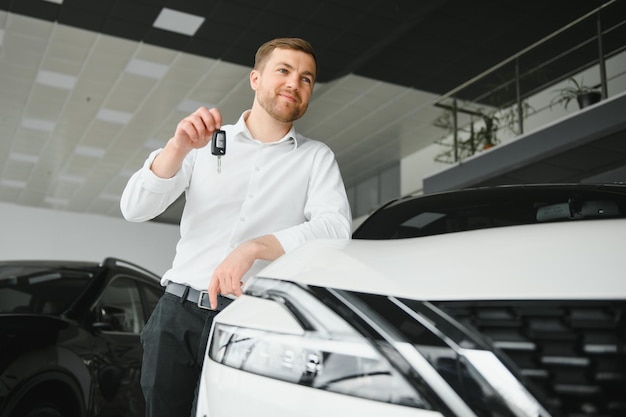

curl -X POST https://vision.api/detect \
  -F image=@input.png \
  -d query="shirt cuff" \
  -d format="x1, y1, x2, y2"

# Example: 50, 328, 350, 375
138, 149, 178, 192
272, 229, 302, 254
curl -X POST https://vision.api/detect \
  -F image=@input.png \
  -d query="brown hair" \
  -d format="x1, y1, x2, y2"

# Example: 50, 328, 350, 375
254, 38, 317, 77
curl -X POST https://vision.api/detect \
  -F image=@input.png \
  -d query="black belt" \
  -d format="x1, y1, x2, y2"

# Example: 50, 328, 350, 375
165, 282, 233, 311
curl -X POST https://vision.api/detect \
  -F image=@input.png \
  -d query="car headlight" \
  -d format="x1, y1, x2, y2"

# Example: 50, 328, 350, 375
211, 324, 389, 389
207, 281, 427, 408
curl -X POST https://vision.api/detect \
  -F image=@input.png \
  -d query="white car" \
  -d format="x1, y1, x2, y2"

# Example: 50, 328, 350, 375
196, 184, 626, 417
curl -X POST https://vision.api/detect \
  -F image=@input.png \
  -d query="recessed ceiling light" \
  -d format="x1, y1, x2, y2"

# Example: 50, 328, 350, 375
59, 174, 85, 183
75, 145, 106, 158
144, 138, 166, 149
96, 108, 133, 125
44, 196, 69, 206
119, 168, 138, 177
1, 179, 27, 189
21, 117, 56, 132
125, 58, 169, 79
153, 8, 205, 36
36, 70, 76, 90
177, 99, 214, 114
99, 193, 120, 201
9, 152, 39, 163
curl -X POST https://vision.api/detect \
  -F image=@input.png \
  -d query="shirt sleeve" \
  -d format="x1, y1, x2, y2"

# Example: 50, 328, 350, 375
120, 149, 193, 222
273, 144, 352, 253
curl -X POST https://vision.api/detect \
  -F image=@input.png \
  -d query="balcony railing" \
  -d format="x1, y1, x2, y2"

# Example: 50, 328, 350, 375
432, 0, 626, 164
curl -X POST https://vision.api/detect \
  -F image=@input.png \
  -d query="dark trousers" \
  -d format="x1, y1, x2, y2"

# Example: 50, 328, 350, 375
140, 292, 229, 417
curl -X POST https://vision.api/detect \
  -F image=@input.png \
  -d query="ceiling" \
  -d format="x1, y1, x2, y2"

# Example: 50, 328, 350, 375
0, 0, 623, 224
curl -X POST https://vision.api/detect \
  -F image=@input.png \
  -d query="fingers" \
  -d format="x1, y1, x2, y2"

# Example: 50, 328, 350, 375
208, 273, 243, 310
175, 106, 222, 147
208, 242, 255, 308
208, 278, 220, 310
216, 274, 243, 298
207, 107, 222, 130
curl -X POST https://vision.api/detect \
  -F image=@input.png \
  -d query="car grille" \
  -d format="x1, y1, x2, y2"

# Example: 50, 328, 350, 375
435, 300, 626, 417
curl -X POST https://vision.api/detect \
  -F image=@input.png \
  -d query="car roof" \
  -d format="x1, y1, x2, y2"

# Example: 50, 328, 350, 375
259, 218, 626, 301
0, 260, 100, 268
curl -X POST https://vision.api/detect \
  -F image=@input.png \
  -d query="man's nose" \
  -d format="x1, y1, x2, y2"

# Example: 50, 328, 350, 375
285, 74, 300, 90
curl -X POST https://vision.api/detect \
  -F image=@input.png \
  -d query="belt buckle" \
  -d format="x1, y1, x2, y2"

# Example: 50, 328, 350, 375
197, 291, 212, 310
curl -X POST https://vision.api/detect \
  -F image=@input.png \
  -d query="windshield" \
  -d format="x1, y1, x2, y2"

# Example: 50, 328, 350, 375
353, 185, 626, 240
0, 265, 93, 315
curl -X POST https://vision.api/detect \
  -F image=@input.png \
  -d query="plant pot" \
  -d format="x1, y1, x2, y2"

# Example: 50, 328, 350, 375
576, 91, 602, 109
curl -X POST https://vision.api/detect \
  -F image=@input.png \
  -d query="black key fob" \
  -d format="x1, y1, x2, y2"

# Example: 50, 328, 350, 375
211, 130, 226, 156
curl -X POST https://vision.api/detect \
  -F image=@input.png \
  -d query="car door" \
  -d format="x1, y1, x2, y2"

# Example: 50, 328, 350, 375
88, 275, 157, 417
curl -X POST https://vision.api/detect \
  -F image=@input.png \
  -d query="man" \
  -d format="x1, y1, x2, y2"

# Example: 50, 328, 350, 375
120, 37, 352, 417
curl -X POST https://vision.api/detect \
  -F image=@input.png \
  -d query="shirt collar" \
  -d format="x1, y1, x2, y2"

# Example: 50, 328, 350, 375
232, 110, 298, 149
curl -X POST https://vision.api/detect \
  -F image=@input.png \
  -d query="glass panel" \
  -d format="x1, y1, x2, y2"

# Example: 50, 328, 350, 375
96, 277, 144, 333
141, 283, 164, 319
0, 266, 92, 314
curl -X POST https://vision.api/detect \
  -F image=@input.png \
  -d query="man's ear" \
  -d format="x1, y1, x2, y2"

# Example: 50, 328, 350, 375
249, 69, 260, 91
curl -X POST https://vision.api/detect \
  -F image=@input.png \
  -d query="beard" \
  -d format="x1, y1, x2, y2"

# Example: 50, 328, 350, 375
256, 89, 308, 123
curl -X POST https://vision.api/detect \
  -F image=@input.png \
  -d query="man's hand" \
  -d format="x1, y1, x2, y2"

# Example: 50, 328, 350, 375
207, 235, 284, 309
173, 106, 223, 152
151, 106, 222, 179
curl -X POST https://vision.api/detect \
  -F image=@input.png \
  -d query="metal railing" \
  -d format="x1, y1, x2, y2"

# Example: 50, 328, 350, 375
432, 0, 625, 164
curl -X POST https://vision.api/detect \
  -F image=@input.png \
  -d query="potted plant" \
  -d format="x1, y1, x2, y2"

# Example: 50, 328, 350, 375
433, 109, 500, 164
474, 112, 500, 150
551, 77, 602, 110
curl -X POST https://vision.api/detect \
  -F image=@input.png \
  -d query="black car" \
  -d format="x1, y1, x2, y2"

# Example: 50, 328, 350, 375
0, 257, 164, 417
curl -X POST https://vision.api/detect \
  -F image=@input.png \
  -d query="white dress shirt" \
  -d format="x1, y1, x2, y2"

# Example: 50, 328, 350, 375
120, 111, 352, 290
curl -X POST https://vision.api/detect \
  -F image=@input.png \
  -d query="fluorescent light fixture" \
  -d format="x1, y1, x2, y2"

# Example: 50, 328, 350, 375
1, 179, 27, 189
21, 117, 56, 132
9, 152, 39, 163
144, 138, 166, 149
153, 8, 205, 36
99, 192, 121, 201
125, 58, 169, 79
177, 99, 214, 114
36, 70, 76, 90
44, 196, 69, 206
59, 174, 85, 183
42, 0, 63, 4
75, 145, 106, 158
0, 29, 4, 47
119, 168, 137, 177
96, 108, 133, 124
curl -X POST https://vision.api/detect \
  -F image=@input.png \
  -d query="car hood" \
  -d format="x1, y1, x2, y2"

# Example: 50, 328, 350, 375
257, 219, 626, 301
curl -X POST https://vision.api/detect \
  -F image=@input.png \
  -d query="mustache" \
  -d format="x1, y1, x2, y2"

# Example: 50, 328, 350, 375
278, 90, 300, 101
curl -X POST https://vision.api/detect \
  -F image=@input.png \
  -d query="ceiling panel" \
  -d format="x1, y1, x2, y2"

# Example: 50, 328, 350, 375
0, 0, 624, 224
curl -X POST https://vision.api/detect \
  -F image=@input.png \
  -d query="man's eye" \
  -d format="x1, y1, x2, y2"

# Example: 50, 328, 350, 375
278, 68, 288, 74
302, 77, 312, 85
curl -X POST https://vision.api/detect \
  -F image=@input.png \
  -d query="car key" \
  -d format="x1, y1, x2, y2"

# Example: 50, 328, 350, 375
211, 130, 226, 173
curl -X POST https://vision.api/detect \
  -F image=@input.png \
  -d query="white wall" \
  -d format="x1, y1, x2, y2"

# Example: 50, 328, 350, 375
0, 202, 179, 276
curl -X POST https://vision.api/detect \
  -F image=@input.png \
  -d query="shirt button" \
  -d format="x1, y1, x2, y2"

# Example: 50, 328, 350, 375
240, 217, 245, 222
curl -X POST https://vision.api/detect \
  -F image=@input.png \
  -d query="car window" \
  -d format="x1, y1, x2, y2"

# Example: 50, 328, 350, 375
141, 282, 164, 318
95, 276, 145, 333
0, 267, 92, 314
